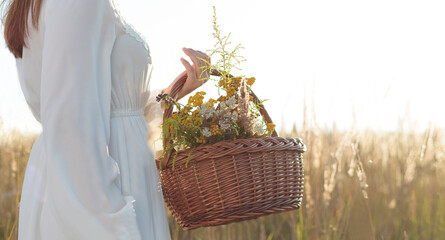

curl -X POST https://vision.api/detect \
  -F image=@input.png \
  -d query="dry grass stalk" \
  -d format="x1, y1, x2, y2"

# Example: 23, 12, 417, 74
1, 116, 444, 239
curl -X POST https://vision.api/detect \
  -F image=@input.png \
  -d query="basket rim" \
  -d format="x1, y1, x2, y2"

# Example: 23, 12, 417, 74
155, 136, 306, 170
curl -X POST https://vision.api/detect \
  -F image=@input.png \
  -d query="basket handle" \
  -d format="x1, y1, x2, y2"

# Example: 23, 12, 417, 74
158, 69, 278, 169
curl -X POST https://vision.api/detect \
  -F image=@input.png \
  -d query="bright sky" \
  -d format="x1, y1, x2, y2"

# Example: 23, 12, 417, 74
1, 0, 444, 134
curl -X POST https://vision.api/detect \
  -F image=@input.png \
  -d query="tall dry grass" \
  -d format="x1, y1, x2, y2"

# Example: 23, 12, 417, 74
1, 114, 444, 239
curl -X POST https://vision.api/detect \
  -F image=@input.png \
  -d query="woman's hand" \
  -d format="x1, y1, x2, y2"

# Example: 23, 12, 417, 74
162, 47, 211, 105
179, 47, 211, 98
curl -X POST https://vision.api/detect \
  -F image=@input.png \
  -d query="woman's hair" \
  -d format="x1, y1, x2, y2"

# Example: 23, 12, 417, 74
1, 0, 43, 58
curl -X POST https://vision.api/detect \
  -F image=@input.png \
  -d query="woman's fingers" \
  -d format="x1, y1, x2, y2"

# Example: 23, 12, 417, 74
184, 48, 210, 68
180, 57, 196, 80
182, 47, 211, 83
182, 48, 202, 69
195, 51, 210, 81
196, 50, 210, 65
197, 50, 210, 63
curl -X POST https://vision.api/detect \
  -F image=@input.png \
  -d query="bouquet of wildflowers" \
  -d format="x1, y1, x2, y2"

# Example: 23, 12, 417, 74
156, 7, 276, 169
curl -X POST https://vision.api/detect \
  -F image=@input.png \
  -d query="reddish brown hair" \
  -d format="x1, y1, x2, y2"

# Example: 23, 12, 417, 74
1, 0, 43, 58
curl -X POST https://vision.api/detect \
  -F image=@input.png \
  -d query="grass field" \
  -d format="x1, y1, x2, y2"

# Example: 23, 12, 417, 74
1, 118, 444, 239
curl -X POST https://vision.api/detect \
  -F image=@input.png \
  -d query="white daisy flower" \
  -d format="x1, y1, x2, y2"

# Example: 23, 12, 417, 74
226, 95, 237, 109
231, 111, 238, 122
199, 103, 215, 119
202, 127, 211, 137
253, 124, 265, 135
223, 112, 231, 121
220, 122, 231, 130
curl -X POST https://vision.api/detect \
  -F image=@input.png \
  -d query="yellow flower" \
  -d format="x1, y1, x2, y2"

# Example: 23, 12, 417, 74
266, 123, 276, 131
219, 78, 229, 87
187, 96, 195, 105
226, 86, 236, 97
210, 124, 221, 135
233, 77, 242, 89
187, 91, 206, 107
217, 95, 226, 102
246, 77, 256, 86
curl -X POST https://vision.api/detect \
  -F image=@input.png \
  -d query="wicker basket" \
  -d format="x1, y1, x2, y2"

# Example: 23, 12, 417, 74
155, 70, 306, 230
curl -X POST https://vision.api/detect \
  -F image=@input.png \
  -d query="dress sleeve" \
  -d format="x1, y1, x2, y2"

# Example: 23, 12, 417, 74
39, 0, 141, 239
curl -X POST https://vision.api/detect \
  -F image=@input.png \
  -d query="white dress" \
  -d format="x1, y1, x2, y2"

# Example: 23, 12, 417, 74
15, 0, 171, 239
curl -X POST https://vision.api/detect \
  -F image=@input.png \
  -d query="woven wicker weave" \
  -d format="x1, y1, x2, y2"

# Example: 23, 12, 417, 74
155, 70, 306, 230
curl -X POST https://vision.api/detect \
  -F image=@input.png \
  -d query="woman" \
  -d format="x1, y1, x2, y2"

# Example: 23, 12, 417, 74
1, 0, 210, 239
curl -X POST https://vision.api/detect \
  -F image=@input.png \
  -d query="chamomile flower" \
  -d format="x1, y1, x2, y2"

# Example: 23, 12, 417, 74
220, 122, 231, 130
253, 124, 265, 135
231, 111, 238, 122
199, 102, 215, 119
226, 95, 237, 109
202, 127, 211, 137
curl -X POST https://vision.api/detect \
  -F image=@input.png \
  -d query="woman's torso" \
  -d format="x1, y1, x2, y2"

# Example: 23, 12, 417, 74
17, 0, 154, 123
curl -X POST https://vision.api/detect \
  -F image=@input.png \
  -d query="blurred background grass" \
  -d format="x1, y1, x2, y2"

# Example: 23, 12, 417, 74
1, 113, 444, 239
